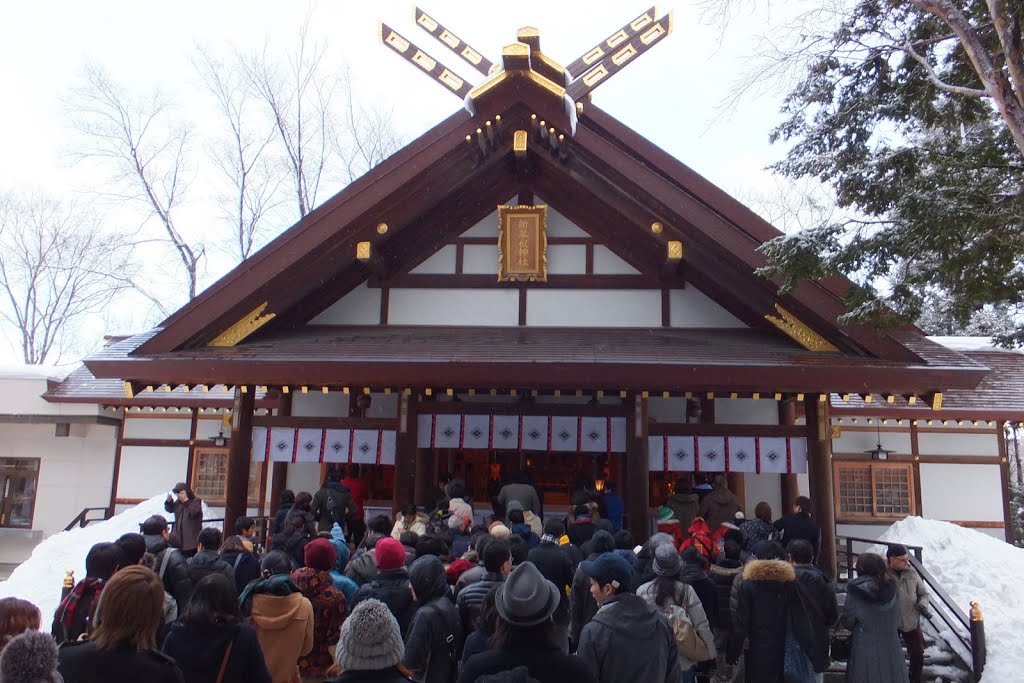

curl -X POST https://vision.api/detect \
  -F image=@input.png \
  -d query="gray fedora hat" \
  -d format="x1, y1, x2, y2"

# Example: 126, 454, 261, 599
495, 561, 561, 627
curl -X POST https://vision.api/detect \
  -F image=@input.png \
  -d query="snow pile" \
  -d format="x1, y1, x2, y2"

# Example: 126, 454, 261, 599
0, 493, 211, 623
876, 517, 1024, 682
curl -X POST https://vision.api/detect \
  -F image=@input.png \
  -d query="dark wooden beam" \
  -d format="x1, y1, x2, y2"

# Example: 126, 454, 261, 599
108, 414, 127, 514
805, 395, 837, 580
225, 387, 255, 534
625, 394, 650, 542
997, 426, 1013, 543
779, 399, 800, 514
269, 392, 292, 520
393, 392, 418, 513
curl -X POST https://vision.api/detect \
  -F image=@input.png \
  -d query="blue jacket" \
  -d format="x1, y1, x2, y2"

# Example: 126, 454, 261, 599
328, 523, 358, 605
603, 492, 625, 531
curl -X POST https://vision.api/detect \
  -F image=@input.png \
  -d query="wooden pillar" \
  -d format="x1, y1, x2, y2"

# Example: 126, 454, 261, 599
107, 411, 127, 515
269, 392, 293, 518
414, 448, 435, 509
778, 400, 800, 514
804, 394, 837, 580
394, 392, 419, 513
625, 394, 651, 542
997, 425, 1014, 543
185, 409, 199, 489
909, 422, 923, 516
225, 387, 255, 534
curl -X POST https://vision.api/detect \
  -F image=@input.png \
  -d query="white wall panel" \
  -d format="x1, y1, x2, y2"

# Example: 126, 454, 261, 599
527, 290, 661, 327
669, 287, 746, 328
118, 446, 189, 500
917, 431, 999, 456
919, 463, 1003, 521
714, 399, 780, 425
410, 245, 457, 274
832, 429, 912, 455
648, 397, 686, 424
286, 463, 323, 496
389, 289, 518, 326
534, 199, 589, 237
743, 474, 782, 520
123, 417, 191, 439
592, 245, 640, 274
462, 244, 498, 274
548, 245, 587, 274
311, 283, 381, 325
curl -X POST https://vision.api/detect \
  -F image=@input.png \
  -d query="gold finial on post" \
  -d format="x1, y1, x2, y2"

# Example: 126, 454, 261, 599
61, 569, 75, 599
971, 600, 984, 622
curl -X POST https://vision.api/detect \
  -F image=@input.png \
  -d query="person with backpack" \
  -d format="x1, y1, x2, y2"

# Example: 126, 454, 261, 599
790, 539, 839, 682
350, 538, 415, 635
402, 555, 463, 683
576, 553, 682, 683
142, 515, 193, 612
219, 535, 262, 597
312, 470, 358, 534
636, 544, 716, 683
187, 528, 234, 587
242, 551, 314, 683
52, 542, 122, 645
161, 574, 272, 683
273, 492, 317, 567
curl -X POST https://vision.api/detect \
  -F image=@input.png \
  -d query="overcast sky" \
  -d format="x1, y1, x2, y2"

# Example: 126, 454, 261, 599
0, 0, 807, 364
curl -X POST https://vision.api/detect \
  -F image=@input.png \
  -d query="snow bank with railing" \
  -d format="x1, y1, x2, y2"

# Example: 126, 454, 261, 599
0, 493, 210, 624
876, 516, 1024, 682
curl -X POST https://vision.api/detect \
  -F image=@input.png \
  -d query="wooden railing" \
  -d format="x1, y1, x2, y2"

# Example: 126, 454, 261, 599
837, 535, 986, 681
63, 507, 113, 531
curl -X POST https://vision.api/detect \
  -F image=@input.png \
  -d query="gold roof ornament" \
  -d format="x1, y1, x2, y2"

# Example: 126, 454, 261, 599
764, 304, 839, 353
207, 302, 276, 348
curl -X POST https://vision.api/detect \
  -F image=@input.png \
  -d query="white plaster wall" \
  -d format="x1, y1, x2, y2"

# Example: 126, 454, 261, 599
366, 393, 399, 419
286, 463, 323, 496
311, 283, 381, 325
535, 200, 589, 237
388, 289, 518, 326
919, 463, 1004, 521
669, 288, 747, 328
0, 423, 117, 536
462, 244, 497, 274
648, 397, 687, 424
292, 393, 350, 417
917, 431, 999, 456
410, 245, 457, 274
832, 429, 913, 455
548, 245, 587, 274
123, 416, 191, 439
797, 473, 809, 497
836, 523, 890, 541
714, 399, 780, 425
527, 290, 661, 327
743, 474, 782, 519
0, 376, 105, 418
118, 446, 188, 500
593, 246, 640, 275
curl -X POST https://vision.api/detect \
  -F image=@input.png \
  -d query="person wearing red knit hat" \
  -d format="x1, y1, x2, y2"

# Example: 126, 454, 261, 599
349, 538, 416, 636
291, 538, 346, 680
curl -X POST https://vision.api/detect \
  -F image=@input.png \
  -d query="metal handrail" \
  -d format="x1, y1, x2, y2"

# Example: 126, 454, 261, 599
63, 507, 113, 532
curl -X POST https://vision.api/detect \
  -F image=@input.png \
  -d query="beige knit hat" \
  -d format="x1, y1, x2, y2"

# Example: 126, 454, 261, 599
335, 599, 404, 671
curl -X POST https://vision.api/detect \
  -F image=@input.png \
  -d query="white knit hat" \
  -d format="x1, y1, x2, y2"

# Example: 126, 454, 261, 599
335, 599, 404, 671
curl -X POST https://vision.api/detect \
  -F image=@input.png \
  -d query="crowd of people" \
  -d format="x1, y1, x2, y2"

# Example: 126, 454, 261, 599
0, 468, 931, 683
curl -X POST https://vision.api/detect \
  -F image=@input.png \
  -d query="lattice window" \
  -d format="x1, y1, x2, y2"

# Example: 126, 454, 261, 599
835, 462, 914, 519
191, 449, 261, 505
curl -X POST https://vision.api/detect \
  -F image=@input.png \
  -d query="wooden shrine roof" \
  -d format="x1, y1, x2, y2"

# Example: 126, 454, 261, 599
83, 325, 987, 395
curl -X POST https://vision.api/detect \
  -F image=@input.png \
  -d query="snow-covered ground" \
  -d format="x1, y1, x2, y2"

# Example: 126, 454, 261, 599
877, 517, 1024, 682
0, 493, 211, 624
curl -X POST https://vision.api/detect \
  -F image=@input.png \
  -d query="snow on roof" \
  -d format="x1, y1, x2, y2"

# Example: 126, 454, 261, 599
877, 517, 1024, 681
928, 336, 1023, 353
0, 364, 76, 382
0, 493, 212, 625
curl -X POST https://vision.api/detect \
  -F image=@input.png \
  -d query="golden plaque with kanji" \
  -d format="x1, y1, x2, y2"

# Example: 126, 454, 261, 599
497, 204, 547, 282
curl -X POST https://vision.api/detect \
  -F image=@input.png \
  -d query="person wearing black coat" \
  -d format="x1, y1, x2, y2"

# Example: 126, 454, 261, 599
526, 521, 574, 648
789, 540, 839, 675
457, 539, 510, 634
565, 506, 597, 547
272, 490, 294, 536
680, 546, 719, 629
272, 493, 317, 567
729, 542, 814, 683
403, 556, 464, 683
773, 496, 821, 561
187, 528, 234, 587
161, 574, 271, 683
218, 535, 262, 597
311, 470, 358, 533
165, 483, 204, 556
142, 515, 193, 611
350, 538, 416, 635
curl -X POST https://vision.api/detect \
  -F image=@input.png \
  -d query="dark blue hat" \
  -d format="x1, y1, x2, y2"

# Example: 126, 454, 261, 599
580, 552, 634, 590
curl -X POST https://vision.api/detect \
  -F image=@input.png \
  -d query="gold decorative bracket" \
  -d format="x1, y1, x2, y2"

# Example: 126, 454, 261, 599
931, 392, 943, 411
414, 7, 494, 75
208, 302, 276, 348
379, 22, 472, 98
764, 304, 839, 353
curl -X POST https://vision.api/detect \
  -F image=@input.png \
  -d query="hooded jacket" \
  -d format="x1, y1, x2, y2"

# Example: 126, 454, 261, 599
162, 621, 271, 683
456, 571, 504, 634
272, 509, 317, 566
576, 593, 682, 683
679, 518, 716, 570
457, 631, 596, 683
709, 561, 744, 629
291, 568, 347, 680
219, 548, 262, 597
665, 491, 700, 531
730, 559, 813, 683
893, 566, 930, 632
328, 524, 359, 604
773, 512, 821, 560
187, 549, 235, 586
250, 591, 315, 683
145, 534, 193, 610
841, 575, 905, 683
679, 559, 719, 629
791, 564, 839, 674
636, 579, 717, 671
351, 568, 415, 636
404, 557, 463, 683
312, 481, 358, 533
697, 488, 741, 533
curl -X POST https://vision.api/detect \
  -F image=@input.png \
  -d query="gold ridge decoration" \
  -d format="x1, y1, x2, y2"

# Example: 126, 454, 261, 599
764, 304, 839, 353
497, 204, 548, 283
208, 302, 276, 348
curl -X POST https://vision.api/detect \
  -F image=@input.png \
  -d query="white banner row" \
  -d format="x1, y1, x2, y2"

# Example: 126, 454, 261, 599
648, 435, 808, 473
252, 427, 396, 465
417, 414, 628, 453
